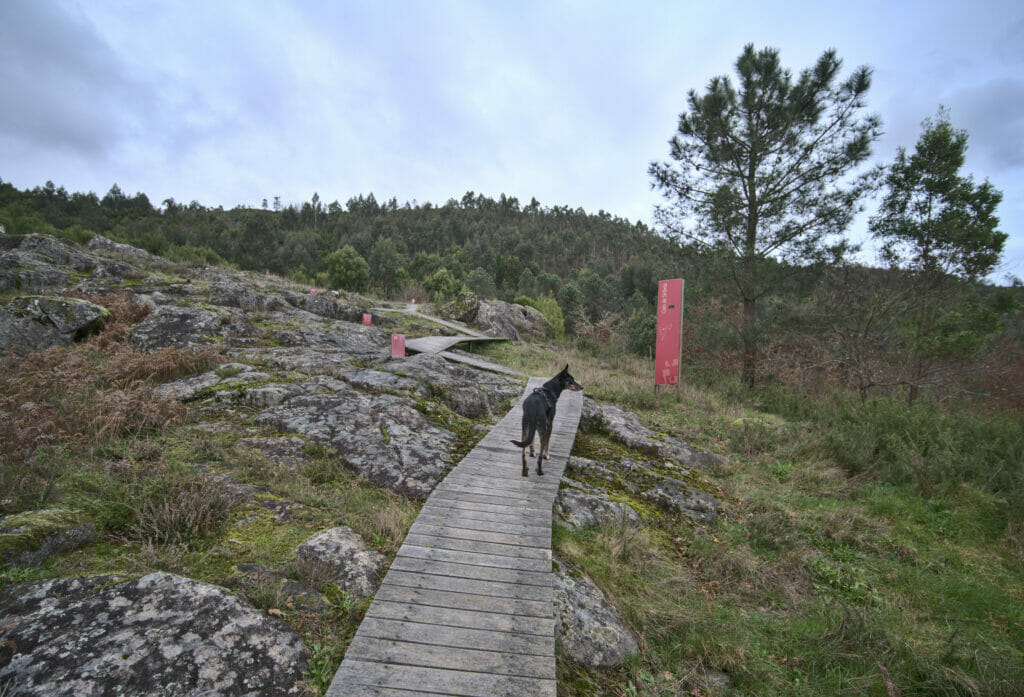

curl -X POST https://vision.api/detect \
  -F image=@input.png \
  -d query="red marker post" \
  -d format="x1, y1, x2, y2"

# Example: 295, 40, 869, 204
391, 333, 406, 359
362, 313, 372, 326
654, 278, 684, 401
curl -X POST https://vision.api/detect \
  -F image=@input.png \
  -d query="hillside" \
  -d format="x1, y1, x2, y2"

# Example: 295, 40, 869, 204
2, 233, 1021, 696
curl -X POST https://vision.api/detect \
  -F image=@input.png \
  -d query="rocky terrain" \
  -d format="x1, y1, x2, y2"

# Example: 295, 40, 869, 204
0, 233, 724, 695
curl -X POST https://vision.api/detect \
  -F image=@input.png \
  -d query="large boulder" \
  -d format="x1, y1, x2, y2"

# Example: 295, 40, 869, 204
0, 296, 109, 354
582, 397, 725, 469
87, 235, 171, 265
439, 292, 481, 324
280, 290, 366, 323
294, 527, 387, 598
552, 557, 640, 668
0, 572, 308, 697
376, 352, 522, 418
131, 305, 255, 350
256, 378, 458, 499
474, 300, 550, 340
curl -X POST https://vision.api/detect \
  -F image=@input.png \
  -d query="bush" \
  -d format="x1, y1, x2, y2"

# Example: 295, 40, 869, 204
515, 294, 564, 338
325, 245, 369, 292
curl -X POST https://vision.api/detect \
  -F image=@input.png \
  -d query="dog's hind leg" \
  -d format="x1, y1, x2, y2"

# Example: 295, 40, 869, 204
536, 424, 550, 476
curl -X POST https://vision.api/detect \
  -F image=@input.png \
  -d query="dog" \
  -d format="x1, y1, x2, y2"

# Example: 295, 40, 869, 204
510, 365, 583, 477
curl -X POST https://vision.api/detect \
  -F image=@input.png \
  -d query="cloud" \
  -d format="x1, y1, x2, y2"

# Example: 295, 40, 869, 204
0, 2, 150, 156
945, 79, 1024, 172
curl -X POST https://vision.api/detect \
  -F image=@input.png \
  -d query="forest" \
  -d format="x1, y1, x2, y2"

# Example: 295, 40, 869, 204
1, 169, 1020, 411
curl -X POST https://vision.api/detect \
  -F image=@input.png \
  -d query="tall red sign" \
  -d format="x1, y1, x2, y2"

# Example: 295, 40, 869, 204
655, 279, 683, 386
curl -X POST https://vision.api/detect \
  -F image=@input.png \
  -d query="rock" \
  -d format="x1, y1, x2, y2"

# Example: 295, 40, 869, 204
582, 397, 725, 469
555, 485, 643, 529
278, 579, 329, 611
155, 363, 269, 401
552, 557, 640, 668
256, 379, 458, 499
343, 368, 427, 398
255, 309, 389, 355
237, 347, 361, 378
565, 456, 720, 524
686, 668, 733, 693
0, 572, 308, 697
294, 527, 386, 598
0, 306, 63, 354
474, 300, 550, 340
439, 292, 481, 324
280, 290, 365, 323
210, 281, 289, 313
0, 509, 96, 567
131, 304, 224, 350
643, 475, 719, 523
0, 296, 109, 354
8, 296, 110, 338
377, 353, 522, 419
87, 235, 171, 265
236, 437, 312, 472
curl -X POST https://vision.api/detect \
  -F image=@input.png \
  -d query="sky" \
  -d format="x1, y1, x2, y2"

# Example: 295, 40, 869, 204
1, 0, 1022, 281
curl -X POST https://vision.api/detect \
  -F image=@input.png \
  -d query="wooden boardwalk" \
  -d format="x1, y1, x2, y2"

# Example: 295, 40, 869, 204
404, 335, 506, 355
326, 378, 583, 697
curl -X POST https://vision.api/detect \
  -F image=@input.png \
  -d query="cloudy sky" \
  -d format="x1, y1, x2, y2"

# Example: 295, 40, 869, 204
2, 1, 1022, 279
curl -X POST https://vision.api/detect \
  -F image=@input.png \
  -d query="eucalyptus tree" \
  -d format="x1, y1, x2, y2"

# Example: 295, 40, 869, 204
650, 44, 881, 386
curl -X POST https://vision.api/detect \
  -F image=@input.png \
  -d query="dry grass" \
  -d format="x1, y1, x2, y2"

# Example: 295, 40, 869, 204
0, 293, 220, 512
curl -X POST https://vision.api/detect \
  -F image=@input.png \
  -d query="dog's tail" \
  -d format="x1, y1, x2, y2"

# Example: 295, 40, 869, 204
510, 424, 537, 448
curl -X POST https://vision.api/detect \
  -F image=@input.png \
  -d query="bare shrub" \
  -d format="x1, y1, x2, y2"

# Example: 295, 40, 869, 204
130, 475, 234, 545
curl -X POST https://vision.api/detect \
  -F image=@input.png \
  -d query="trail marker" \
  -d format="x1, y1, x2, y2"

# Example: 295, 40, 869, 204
654, 278, 684, 401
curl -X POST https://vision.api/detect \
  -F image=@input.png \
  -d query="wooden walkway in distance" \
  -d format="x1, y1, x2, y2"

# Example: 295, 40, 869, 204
326, 378, 583, 697
404, 335, 505, 355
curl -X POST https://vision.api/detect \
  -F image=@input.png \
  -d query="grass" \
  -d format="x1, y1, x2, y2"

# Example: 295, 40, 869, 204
479, 338, 1024, 697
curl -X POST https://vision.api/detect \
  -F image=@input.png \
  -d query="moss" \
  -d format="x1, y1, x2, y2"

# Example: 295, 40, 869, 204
0, 508, 91, 560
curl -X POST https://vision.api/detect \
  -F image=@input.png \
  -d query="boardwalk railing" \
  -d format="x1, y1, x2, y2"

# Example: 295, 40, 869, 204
327, 377, 583, 697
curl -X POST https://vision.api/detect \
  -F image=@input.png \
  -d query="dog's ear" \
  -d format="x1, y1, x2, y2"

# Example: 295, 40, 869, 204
561, 364, 569, 373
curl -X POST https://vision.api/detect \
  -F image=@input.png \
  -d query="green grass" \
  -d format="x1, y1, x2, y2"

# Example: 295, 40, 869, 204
481, 338, 1024, 697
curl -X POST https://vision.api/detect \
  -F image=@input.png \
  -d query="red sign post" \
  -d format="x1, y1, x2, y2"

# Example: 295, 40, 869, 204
391, 334, 406, 359
654, 279, 684, 400
362, 313, 372, 326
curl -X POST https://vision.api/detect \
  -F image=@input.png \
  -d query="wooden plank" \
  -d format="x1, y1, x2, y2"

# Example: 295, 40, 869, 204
382, 569, 551, 602
428, 489, 550, 512
366, 600, 553, 636
354, 616, 554, 656
409, 522, 548, 548
415, 503, 552, 528
388, 556, 552, 587
327, 660, 556, 697
397, 544, 551, 572
344, 636, 555, 678
402, 533, 551, 561
373, 584, 553, 618
418, 501, 550, 525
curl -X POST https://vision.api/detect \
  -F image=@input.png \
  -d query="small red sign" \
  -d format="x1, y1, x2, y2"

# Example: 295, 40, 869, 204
362, 313, 372, 326
655, 279, 683, 385
391, 334, 406, 358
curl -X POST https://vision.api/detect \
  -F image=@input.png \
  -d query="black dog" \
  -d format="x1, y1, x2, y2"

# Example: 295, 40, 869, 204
510, 365, 583, 477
